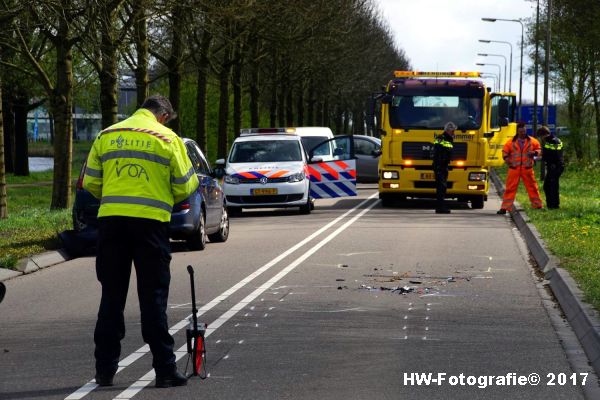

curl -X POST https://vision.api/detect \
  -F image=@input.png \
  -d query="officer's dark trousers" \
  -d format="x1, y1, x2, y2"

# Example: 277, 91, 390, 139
543, 163, 563, 208
94, 216, 175, 377
434, 164, 449, 210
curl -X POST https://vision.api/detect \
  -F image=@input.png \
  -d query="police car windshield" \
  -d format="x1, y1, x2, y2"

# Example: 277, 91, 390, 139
388, 84, 484, 130
229, 140, 303, 163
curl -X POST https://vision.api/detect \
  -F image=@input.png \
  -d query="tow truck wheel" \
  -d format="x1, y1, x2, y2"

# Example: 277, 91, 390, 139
380, 195, 393, 207
471, 195, 485, 209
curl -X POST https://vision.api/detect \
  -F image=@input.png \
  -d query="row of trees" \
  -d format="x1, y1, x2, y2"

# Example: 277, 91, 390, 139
527, 0, 600, 161
0, 0, 410, 215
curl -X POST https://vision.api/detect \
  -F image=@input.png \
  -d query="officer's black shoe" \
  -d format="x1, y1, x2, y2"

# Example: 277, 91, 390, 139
155, 370, 188, 388
95, 373, 114, 387
496, 209, 507, 215
435, 209, 451, 214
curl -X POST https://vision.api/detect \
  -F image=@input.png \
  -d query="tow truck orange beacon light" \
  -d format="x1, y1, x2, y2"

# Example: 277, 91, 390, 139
456, 160, 465, 167
394, 71, 482, 78
404, 160, 413, 166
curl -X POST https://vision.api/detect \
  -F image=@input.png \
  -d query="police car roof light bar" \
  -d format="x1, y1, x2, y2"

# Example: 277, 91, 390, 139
239, 127, 297, 136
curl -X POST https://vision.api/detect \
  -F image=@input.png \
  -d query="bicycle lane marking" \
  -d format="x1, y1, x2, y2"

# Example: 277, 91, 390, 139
65, 193, 378, 400
113, 194, 380, 399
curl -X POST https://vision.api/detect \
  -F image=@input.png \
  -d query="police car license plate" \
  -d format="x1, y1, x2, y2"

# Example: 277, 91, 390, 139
252, 188, 278, 195
420, 173, 435, 180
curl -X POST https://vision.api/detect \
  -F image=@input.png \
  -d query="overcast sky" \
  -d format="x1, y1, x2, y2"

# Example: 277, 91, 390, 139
375, 0, 547, 103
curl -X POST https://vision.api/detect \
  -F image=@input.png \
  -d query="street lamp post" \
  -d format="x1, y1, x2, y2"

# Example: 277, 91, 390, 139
478, 53, 507, 91
476, 63, 502, 91
482, 17, 525, 118
479, 39, 513, 92
480, 73, 499, 91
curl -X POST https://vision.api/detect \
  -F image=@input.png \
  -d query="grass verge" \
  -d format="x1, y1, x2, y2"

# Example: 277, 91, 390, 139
1, 141, 91, 269
495, 162, 600, 311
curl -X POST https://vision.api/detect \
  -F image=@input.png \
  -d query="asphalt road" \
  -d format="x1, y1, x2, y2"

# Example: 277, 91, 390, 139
1, 185, 597, 400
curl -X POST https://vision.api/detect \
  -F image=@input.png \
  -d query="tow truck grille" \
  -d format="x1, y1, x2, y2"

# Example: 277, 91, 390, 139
402, 142, 468, 160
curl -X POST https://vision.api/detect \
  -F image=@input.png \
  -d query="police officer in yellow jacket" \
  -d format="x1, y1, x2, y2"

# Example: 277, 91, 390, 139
83, 95, 198, 388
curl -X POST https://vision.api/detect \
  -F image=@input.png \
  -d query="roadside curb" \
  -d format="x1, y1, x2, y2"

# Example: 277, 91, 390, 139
0, 250, 71, 282
490, 168, 600, 378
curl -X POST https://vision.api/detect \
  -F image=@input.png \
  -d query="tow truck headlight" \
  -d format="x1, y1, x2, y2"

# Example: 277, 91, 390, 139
288, 171, 305, 182
382, 170, 399, 179
469, 172, 487, 182
224, 175, 240, 184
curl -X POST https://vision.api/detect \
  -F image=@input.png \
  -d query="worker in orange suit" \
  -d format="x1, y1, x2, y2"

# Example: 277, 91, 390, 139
497, 121, 543, 214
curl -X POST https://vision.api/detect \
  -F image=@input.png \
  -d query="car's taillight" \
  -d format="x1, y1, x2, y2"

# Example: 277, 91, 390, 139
174, 202, 191, 212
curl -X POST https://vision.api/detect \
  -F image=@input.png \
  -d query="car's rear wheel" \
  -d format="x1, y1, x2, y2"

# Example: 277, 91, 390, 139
208, 206, 229, 243
187, 211, 207, 251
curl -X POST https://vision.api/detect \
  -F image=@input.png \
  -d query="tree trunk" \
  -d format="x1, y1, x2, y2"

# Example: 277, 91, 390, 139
2, 91, 14, 173
249, 38, 260, 127
353, 107, 364, 135
13, 93, 29, 176
133, 0, 149, 107
343, 110, 350, 134
232, 42, 243, 138
50, 37, 74, 210
277, 85, 285, 127
0, 80, 7, 219
217, 51, 232, 159
168, 3, 184, 133
195, 31, 211, 153
322, 99, 329, 127
334, 104, 343, 135
306, 85, 315, 125
296, 85, 304, 126
269, 73, 277, 128
315, 101, 323, 126
99, 39, 119, 128
590, 64, 600, 160
286, 86, 293, 126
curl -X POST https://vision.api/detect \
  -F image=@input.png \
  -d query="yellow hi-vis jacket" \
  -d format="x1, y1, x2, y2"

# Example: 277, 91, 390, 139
83, 108, 199, 222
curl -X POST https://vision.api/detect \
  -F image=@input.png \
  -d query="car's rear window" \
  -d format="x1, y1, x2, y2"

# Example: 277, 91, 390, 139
229, 140, 303, 163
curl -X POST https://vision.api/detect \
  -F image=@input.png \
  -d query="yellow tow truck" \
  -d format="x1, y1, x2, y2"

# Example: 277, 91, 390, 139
376, 71, 516, 208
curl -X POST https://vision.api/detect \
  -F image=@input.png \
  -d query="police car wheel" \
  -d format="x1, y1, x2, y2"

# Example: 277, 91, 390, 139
187, 212, 207, 251
299, 198, 312, 214
208, 206, 229, 243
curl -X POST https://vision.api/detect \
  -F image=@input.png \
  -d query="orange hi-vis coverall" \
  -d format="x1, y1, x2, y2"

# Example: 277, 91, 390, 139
500, 136, 543, 211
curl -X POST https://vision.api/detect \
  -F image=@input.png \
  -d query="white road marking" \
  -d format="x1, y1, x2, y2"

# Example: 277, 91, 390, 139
65, 194, 378, 400
113, 194, 380, 399
339, 251, 382, 256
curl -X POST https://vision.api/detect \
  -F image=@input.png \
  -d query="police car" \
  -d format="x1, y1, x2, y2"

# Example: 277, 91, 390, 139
217, 128, 313, 214
216, 128, 359, 215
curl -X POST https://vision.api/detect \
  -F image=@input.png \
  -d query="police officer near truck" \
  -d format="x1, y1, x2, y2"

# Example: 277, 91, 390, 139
83, 95, 199, 388
433, 121, 456, 214
538, 125, 565, 209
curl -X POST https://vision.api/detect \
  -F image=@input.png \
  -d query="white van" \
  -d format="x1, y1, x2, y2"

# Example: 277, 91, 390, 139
294, 127, 335, 161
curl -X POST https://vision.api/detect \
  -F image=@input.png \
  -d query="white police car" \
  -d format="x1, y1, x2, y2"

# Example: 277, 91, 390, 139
216, 128, 359, 215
